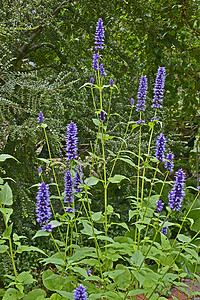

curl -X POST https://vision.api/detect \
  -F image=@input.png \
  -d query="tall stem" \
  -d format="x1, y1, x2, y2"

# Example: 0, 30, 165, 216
0, 200, 18, 278
135, 111, 142, 245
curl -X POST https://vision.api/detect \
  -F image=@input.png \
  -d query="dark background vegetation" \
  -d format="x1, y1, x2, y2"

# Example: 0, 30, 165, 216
0, 0, 199, 276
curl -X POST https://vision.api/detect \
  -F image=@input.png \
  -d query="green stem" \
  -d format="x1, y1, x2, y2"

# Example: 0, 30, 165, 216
81, 191, 103, 279
135, 112, 142, 245
42, 127, 65, 242
106, 106, 134, 184
0, 200, 18, 278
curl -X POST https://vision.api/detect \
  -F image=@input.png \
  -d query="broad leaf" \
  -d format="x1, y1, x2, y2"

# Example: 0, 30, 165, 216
0, 183, 13, 206
24, 289, 46, 300
109, 175, 127, 183
0, 208, 13, 223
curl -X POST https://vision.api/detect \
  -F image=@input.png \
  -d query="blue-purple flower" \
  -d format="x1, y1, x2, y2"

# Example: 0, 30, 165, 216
87, 270, 92, 276
93, 53, 100, 71
136, 75, 148, 112
151, 117, 159, 122
38, 166, 42, 175
66, 122, 78, 161
155, 133, 166, 162
168, 169, 186, 211
74, 166, 83, 193
90, 77, 94, 84
36, 182, 52, 231
99, 63, 106, 76
38, 111, 44, 124
66, 207, 74, 213
156, 200, 164, 213
95, 18, 105, 50
152, 67, 166, 109
99, 110, 105, 121
64, 171, 73, 203
136, 119, 145, 125
130, 98, 134, 106
161, 227, 168, 235
73, 284, 88, 300
164, 152, 174, 172
110, 78, 114, 87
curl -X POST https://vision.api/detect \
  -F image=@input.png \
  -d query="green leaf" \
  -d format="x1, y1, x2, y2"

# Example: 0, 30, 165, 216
17, 272, 34, 284
161, 233, 171, 249
188, 208, 200, 232
41, 252, 65, 267
0, 245, 9, 253
177, 234, 191, 243
16, 245, 47, 256
2, 288, 23, 300
130, 250, 144, 266
73, 266, 88, 278
3, 223, 13, 239
109, 175, 127, 183
0, 183, 13, 206
68, 247, 97, 263
48, 220, 62, 228
84, 177, 99, 186
0, 208, 13, 223
24, 289, 46, 300
0, 154, 18, 163
118, 158, 137, 168
135, 224, 146, 231
37, 158, 51, 164
128, 289, 149, 297
194, 274, 200, 283
32, 230, 50, 239
81, 221, 103, 236
42, 270, 70, 292
92, 118, 101, 126
92, 212, 102, 222
110, 222, 129, 231
55, 291, 74, 299
114, 264, 131, 290
129, 209, 138, 221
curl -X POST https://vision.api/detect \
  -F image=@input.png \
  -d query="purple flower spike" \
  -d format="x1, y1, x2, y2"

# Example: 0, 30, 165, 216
38, 111, 44, 124
42, 223, 53, 232
99, 63, 106, 76
66, 122, 78, 161
168, 169, 186, 211
164, 152, 174, 172
90, 77, 94, 84
95, 18, 105, 50
36, 182, 52, 231
155, 133, 166, 162
110, 78, 114, 87
136, 119, 145, 125
130, 98, 134, 106
73, 284, 88, 300
156, 200, 164, 213
161, 227, 168, 235
136, 75, 148, 112
93, 53, 100, 71
152, 67, 166, 109
99, 110, 105, 121
74, 166, 83, 193
64, 171, 73, 203
66, 207, 74, 213
38, 166, 42, 174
